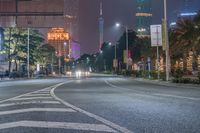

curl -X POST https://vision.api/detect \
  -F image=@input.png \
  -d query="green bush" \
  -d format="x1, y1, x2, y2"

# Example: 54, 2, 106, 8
198, 72, 200, 81
132, 70, 143, 78
172, 68, 184, 79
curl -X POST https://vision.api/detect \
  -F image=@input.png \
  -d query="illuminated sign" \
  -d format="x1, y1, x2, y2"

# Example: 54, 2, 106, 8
136, 13, 152, 17
180, 12, 197, 16
47, 28, 69, 41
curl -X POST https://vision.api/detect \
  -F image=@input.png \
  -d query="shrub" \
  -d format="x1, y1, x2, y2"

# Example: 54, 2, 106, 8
198, 72, 200, 81
172, 68, 184, 79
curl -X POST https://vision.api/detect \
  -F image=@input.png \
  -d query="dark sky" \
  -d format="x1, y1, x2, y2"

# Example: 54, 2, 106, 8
79, 0, 200, 55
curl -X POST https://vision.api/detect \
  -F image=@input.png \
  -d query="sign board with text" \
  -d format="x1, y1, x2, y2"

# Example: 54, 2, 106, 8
150, 25, 162, 47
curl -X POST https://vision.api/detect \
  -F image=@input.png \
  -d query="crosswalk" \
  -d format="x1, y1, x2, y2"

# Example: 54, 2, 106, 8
0, 85, 120, 133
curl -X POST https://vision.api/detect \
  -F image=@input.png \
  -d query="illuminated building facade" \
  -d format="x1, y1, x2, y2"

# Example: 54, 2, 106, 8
135, 0, 152, 36
47, 28, 70, 57
71, 41, 80, 60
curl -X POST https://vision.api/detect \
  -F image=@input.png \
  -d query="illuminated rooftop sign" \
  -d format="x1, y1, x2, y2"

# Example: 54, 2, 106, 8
47, 28, 69, 41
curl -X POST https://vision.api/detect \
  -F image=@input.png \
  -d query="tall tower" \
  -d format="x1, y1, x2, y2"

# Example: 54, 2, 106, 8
135, 0, 152, 36
99, 1, 104, 50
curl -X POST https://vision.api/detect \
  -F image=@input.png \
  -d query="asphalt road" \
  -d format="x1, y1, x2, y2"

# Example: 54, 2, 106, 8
0, 75, 200, 133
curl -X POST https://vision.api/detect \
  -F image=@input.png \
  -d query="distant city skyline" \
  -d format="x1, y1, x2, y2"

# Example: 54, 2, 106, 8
79, 0, 200, 54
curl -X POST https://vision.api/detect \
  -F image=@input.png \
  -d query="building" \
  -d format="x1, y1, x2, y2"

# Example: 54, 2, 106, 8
0, 0, 65, 28
0, 28, 4, 50
47, 28, 70, 57
71, 41, 80, 60
135, 0, 152, 36
64, 0, 79, 41
169, 0, 197, 27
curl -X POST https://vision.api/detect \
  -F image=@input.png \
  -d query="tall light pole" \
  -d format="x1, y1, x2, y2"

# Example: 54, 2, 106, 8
164, 0, 170, 81
27, 28, 30, 78
115, 23, 129, 70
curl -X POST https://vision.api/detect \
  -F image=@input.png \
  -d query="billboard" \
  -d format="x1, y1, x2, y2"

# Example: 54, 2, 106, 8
150, 25, 162, 47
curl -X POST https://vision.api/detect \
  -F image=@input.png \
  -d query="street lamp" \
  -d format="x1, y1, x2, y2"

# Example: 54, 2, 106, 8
115, 22, 129, 70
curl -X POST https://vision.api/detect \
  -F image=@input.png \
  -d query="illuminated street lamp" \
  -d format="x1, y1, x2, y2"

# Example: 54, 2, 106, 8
115, 22, 129, 70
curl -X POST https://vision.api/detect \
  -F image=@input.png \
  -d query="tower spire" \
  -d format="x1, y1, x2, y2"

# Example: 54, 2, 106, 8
99, 1, 104, 50
100, 1, 103, 16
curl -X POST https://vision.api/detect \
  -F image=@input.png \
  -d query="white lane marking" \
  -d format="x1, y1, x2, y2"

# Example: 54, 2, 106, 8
50, 83, 134, 133
0, 101, 60, 108
105, 80, 200, 101
11, 97, 52, 101
0, 81, 70, 104
0, 121, 117, 132
153, 93, 200, 101
25, 94, 50, 97
0, 108, 76, 116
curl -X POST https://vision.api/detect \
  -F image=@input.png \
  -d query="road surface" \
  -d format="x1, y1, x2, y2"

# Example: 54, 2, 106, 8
0, 75, 200, 133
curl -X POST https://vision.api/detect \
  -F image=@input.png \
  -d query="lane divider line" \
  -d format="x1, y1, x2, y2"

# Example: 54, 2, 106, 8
50, 82, 134, 133
0, 81, 71, 104
0, 120, 117, 132
0, 101, 60, 108
104, 80, 200, 101
0, 108, 76, 116
11, 97, 53, 101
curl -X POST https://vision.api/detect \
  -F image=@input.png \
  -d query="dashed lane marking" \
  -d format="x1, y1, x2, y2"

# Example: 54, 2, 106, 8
0, 121, 117, 132
0, 108, 76, 116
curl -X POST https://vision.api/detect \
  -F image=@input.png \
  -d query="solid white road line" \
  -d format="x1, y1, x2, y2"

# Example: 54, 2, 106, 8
50, 82, 134, 133
153, 93, 200, 101
0, 121, 117, 132
0, 101, 60, 108
0, 81, 71, 104
105, 80, 200, 101
11, 97, 53, 101
25, 94, 50, 97
0, 108, 76, 116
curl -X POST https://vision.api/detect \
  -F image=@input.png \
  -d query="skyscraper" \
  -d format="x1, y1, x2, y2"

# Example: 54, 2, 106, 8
135, 0, 152, 36
99, 1, 104, 50
64, 0, 79, 41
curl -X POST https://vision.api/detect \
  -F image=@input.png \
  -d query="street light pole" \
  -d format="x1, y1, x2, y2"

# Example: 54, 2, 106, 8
125, 26, 129, 71
164, 0, 170, 81
115, 23, 129, 71
114, 43, 117, 72
27, 28, 30, 78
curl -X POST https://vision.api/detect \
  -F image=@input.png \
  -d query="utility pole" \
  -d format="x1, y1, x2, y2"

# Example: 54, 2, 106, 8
164, 0, 170, 81
27, 28, 30, 78
125, 26, 129, 71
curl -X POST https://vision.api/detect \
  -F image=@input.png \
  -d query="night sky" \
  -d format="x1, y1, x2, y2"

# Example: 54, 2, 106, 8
78, 0, 200, 55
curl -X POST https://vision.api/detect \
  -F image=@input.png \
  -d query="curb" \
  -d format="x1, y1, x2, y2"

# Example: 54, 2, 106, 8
132, 78, 200, 89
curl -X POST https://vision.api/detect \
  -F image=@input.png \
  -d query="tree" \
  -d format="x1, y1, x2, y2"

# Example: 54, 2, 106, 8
3, 28, 45, 74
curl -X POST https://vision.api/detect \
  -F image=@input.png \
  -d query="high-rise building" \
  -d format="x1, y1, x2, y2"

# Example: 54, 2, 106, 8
64, 0, 79, 41
99, 1, 104, 50
135, 0, 152, 36
0, 0, 65, 28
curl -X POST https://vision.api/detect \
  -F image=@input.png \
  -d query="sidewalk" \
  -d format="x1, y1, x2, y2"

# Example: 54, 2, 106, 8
132, 78, 200, 89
